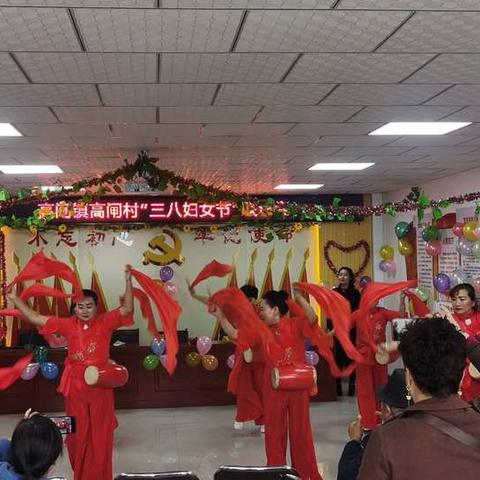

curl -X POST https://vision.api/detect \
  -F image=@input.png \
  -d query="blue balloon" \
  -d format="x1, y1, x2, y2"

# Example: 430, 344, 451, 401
150, 338, 166, 356
40, 362, 59, 380
304, 338, 313, 351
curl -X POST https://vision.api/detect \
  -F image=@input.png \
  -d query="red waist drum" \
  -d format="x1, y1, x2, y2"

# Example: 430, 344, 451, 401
243, 348, 265, 364
271, 364, 317, 390
84, 361, 129, 388
469, 362, 480, 380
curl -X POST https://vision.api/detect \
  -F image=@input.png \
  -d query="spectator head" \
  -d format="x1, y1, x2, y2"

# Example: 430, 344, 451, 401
10, 414, 63, 480
399, 317, 466, 402
337, 267, 356, 290
449, 283, 477, 315
71, 289, 98, 320
376, 369, 409, 422
240, 285, 259, 305
260, 290, 289, 325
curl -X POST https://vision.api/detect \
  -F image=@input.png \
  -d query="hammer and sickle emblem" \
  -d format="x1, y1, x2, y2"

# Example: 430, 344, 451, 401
143, 229, 185, 266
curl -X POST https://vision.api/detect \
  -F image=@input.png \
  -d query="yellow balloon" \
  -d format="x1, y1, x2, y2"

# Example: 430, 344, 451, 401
185, 352, 201, 367
379, 245, 394, 261
202, 354, 219, 371
463, 221, 478, 242
398, 239, 414, 256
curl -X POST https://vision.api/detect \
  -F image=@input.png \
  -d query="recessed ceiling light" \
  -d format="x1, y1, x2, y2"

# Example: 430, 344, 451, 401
0, 123, 22, 137
308, 162, 374, 171
275, 184, 324, 190
369, 122, 471, 136
0, 165, 63, 174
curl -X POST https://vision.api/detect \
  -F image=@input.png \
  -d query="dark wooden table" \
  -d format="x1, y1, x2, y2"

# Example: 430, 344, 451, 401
0, 344, 336, 414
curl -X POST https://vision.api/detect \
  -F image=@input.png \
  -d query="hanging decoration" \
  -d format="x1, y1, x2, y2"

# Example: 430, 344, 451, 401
324, 240, 371, 277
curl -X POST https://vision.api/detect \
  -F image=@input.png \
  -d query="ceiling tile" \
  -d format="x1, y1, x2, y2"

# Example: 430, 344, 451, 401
216, 84, 333, 106
322, 84, 449, 106
54, 106, 156, 124
286, 53, 434, 83
111, 124, 202, 137
0, 1, 156, 6
17, 53, 157, 84
0, 53, 28, 83
338, 147, 413, 156
0, 107, 58, 123
386, 135, 478, 147
71, 137, 157, 148
379, 12, 480, 53
404, 146, 479, 156
157, 136, 239, 147
338, 1, 480, 10
161, 53, 297, 83
235, 136, 315, 147
0, 85, 100, 106
204, 123, 293, 136
444, 110, 480, 123
288, 123, 381, 136
16, 123, 112, 138
257, 106, 362, 123
349, 106, 461, 122
98, 84, 216, 106
75, 8, 243, 52
158, 106, 259, 123
313, 135, 398, 147
0, 7, 80, 51
161, 0, 334, 7
0, 137, 75, 148
426, 85, 480, 106
236, 10, 410, 52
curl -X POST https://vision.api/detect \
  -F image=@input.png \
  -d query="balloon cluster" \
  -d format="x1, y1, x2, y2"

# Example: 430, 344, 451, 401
379, 245, 396, 275
159, 266, 178, 297
394, 222, 414, 257
433, 269, 480, 295
184, 336, 219, 371
451, 221, 480, 259
21, 346, 59, 381
304, 338, 320, 367
142, 337, 167, 371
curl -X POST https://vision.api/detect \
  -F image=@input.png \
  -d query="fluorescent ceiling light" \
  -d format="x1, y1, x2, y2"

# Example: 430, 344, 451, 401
309, 162, 374, 171
0, 123, 22, 137
369, 122, 471, 136
275, 184, 323, 190
40, 185, 72, 192
0, 165, 63, 174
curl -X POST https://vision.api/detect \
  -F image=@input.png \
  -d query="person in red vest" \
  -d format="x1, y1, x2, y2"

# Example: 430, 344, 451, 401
6, 267, 134, 480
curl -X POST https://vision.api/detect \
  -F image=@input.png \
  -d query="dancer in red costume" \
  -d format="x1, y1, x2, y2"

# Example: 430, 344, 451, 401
189, 277, 265, 432
7, 268, 134, 480
437, 283, 480, 402
352, 291, 407, 430
211, 288, 323, 480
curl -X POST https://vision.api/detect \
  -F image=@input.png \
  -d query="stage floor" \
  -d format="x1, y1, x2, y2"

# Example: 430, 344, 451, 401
0, 398, 357, 480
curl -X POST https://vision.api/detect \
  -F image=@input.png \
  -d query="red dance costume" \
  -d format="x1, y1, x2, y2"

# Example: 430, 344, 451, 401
263, 315, 322, 480
40, 309, 134, 480
235, 347, 265, 425
454, 311, 480, 402
354, 307, 399, 430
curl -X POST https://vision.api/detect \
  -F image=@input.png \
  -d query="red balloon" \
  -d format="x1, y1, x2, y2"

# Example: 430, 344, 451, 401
436, 213, 456, 230
425, 240, 442, 257
452, 222, 464, 237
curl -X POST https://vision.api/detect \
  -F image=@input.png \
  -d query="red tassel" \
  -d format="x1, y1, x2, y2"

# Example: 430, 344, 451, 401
9, 251, 83, 301
191, 260, 232, 288
130, 269, 182, 375
0, 353, 33, 390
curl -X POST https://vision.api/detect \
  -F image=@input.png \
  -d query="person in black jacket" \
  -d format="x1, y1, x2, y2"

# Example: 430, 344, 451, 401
337, 369, 408, 480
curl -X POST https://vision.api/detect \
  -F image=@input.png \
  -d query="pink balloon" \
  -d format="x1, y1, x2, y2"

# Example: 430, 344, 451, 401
197, 336, 212, 356
474, 277, 480, 294
425, 240, 442, 257
164, 281, 178, 296
159, 355, 168, 369
305, 350, 319, 366
227, 354, 235, 370
453, 222, 464, 237
475, 226, 480, 240
21, 362, 39, 381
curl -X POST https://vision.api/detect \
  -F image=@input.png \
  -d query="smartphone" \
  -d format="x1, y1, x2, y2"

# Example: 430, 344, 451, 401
48, 415, 76, 435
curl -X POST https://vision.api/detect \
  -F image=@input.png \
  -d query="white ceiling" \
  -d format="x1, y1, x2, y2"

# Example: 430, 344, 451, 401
0, 1, 479, 193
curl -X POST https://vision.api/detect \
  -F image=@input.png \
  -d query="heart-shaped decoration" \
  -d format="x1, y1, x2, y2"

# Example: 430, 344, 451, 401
324, 240, 371, 278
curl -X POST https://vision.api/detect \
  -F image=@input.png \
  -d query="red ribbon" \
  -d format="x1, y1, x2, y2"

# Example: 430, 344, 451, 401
405, 290, 430, 316
191, 260, 232, 289
0, 353, 33, 390
20, 283, 73, 303
9, 251, 83, 301
130, 269, 182, 376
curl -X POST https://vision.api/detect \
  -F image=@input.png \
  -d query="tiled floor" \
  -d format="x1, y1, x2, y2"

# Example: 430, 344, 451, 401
0, 398, 357, 480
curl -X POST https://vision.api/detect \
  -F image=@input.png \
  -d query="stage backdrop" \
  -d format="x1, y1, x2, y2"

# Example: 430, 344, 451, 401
4, 225, 318, 345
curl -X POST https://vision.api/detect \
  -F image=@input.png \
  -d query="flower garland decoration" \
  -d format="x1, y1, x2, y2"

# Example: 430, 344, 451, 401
324, 240, 371, 277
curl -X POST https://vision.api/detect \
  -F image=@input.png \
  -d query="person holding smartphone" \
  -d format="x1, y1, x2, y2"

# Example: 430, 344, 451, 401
7, 267, 134, 480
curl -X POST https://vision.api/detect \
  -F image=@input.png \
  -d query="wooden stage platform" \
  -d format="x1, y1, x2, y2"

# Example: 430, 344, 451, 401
0, 344, 336, 414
